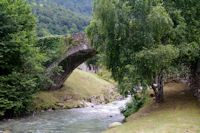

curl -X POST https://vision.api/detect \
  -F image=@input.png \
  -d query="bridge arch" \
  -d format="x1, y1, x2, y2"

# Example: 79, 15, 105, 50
46, 33, 97, 90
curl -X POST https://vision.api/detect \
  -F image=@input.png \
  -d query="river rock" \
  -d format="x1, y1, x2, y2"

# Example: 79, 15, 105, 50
57, 103, 65, 107
109, 88, 115, 95
64, 95, 73, 101
91, 96, 98, 104
2, 130, 10, 133
108, 122, 122, 128
78, 100, 86, 107
83, 101, 94, 107
100, 94, 105, 103
47, 108, 53, 112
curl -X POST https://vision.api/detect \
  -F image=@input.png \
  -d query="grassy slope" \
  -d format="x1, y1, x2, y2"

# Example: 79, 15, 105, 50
31, 69, 115, 111
65, 68, 114, 98
104, 81, 200, 133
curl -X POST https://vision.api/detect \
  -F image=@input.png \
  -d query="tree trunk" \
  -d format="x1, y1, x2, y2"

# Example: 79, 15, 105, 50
155, 86, 164, 103
156, 72, 164, 103
152, 72, 164, 103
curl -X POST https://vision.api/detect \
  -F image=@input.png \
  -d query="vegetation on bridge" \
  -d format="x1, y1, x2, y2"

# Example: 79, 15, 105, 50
36, 35, 66, 67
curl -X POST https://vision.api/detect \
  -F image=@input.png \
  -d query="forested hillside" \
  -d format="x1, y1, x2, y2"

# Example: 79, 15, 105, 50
30, 2, 90, 36
29, 0, 93, 16
48, 0, 93, 16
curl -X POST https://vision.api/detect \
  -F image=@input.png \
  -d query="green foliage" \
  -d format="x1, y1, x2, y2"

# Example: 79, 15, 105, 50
29, 0, 93, 16
48, 0, 93, 16
0, 0, 36, 75
147, 5, 173, 42
164, 0, 200, 44
0, 0, 47, 118
135, 45, 179, 83
36, 35, 66, 66
121, 93, 150, 118
87, 0, 200, 102
35, 35, 67, 90
86, 56, 99, 67
121, 97, 143, 118
0, 72, 38, 117
30, 1, 90, 36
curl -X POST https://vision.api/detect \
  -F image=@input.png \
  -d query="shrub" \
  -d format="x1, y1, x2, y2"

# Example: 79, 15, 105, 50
121, 93, 150, 118
0, 0, 46, 118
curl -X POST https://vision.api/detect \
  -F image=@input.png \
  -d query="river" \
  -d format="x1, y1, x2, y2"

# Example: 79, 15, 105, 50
0, 97, 131, 133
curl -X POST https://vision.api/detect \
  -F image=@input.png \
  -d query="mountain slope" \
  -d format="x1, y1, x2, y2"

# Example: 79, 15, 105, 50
49, 0, 93, 16
30, 1, 90, 36
29, 0, 93, 16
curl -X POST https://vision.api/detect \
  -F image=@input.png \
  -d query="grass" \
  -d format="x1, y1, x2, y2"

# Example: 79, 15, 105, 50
97, 66, 116, 85
31, 69, 115, 111
104, 81, 200, 133
65, 68, 114, 98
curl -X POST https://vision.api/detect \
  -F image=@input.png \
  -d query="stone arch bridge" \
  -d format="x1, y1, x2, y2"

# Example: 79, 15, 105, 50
46, 32, 97, 90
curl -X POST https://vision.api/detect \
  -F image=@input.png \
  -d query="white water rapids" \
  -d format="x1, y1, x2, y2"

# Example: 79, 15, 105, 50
0, 97, 131, 133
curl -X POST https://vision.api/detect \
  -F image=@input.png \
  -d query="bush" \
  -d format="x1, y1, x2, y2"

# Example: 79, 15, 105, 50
121, 94, 150, 118
0, 72, 39, 117
0, 0, 47, 118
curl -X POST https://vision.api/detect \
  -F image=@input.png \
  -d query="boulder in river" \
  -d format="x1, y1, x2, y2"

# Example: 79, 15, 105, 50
108, 122, 122, 128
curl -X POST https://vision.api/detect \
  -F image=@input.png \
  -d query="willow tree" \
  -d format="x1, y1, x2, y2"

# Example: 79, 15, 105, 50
87, 0, 199, 103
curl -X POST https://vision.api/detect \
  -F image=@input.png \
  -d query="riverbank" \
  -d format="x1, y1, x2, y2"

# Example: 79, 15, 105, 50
104, 81, 200, 133
31, 69, 120, 112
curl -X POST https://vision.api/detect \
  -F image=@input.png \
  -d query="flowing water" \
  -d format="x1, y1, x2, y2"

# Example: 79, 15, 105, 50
0, 97, 131, 133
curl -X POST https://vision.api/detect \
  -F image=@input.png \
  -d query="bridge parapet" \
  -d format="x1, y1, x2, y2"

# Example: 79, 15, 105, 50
66, 32, 90, 56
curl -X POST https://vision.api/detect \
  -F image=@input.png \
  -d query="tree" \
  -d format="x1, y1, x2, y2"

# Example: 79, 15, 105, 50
87, 0, 199, 103
0, 0, 46, 118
